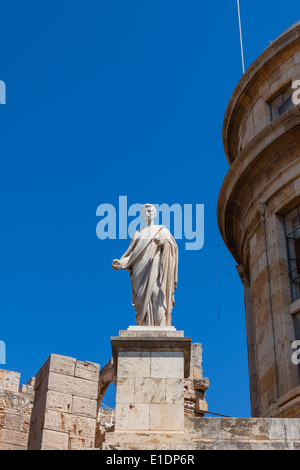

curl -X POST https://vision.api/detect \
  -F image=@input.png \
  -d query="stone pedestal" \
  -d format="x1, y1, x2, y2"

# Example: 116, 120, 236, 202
111, 326, 191, 433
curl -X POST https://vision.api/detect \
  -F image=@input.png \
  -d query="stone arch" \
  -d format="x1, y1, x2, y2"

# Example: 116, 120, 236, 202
95, 358, 116, 447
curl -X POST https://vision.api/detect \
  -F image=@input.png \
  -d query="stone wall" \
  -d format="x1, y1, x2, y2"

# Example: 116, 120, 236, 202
184, 343, 209, 417
0, 369, 35, 450
95, 407, 115, 448
28, 354, 100, 450
0, 344, 209, 450
0, 351, 299, 450
102, 417, 300, 450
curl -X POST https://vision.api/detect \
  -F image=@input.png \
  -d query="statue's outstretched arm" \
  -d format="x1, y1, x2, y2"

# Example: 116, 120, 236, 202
112, 231, 138, 271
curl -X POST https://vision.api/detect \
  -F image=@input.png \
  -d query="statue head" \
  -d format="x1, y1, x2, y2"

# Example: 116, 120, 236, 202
141, 203, 157, 224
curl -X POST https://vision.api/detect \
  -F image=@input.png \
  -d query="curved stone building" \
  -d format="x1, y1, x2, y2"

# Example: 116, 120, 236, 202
217, 22, 300, 418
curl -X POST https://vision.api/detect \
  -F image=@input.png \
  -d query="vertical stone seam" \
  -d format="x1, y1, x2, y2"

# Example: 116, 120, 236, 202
262, 203, 280, 403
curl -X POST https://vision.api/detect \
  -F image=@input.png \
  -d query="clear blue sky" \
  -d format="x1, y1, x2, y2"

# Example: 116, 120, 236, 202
0, 1, 299, 417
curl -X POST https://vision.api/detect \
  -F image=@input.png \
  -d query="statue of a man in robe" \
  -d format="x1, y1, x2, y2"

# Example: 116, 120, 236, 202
112, 203, 178, 326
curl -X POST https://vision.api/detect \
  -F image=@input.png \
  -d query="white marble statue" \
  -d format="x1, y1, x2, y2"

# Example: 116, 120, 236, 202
112, 203, 178, 326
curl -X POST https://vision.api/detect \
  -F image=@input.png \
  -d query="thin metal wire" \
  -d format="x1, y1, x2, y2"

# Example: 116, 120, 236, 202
184, 406, 230, 418
237, 0, 245, 74
204, 410, 230, 418
100, 403, 114, 411
101, 392, 116, 408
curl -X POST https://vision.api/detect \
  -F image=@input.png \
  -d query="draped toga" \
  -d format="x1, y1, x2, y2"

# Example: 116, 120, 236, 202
119, 225, 178, 326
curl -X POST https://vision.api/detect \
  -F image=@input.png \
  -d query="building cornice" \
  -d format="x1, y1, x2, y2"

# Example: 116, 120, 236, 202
217, 109, 300, 262
222, 21, 300, 164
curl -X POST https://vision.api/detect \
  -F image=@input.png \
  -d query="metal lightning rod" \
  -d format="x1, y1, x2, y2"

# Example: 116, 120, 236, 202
237, 0, 245, 74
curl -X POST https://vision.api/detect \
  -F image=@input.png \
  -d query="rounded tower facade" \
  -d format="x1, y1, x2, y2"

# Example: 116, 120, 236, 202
218, 22, 300, 417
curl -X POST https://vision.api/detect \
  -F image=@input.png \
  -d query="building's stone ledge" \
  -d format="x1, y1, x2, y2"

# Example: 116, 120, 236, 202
102, 417, 300, 450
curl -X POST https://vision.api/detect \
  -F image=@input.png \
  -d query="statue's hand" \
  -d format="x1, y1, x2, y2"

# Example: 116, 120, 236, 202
154, 236, 164, 248
112, 259, 122, 270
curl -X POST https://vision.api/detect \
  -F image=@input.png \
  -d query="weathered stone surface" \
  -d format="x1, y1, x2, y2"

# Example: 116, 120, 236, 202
194, 377, 209, 391
150, 352, 184, 379
35, 355, 76, 388
68, 433, 95, 450
165, 379, 184, 404
149, 403, 184, 431
0, 428, 29, 447
285, 417, 300, 440
41, 429, 68, 450
0, 442, 27, 450
135, 378, 165, 404
189, 343, 203, 379
115, 403, 150, 431
184, 351, 209, 418
111, 334, 191, 378
122, 327, 184, 338
0, 370, 20, 393
0, 370, 35, 450
46, 391, 72, 413
116, 378, 135, 404
268, 418, 287, 440
195, 399, 208, 413
118, 352, 151, 379
185, 416, 222, 438
48, 372, 98, 399
75, 361, 100, 382
102, 417, 300, 450
72, 396, 97, 419
44, 409, 96, 437
221, 418, 269, 441
49, 355, 76, 377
